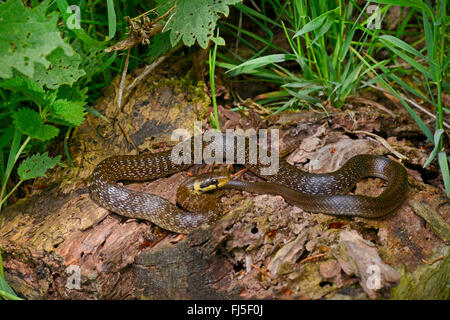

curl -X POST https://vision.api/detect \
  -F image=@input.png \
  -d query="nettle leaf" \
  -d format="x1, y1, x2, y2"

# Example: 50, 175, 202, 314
18, 152, 62, 180
12, 108, 59, 141
0, 77, 47, 107
57, 85, 89, 103
32, 48, 86, 89
164, 0, 241, 48
49, 99, 87, 127
0, 0, 73, 78
34, 124, 60, 141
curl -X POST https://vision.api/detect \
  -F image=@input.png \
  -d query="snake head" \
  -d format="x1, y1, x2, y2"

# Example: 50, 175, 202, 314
187, 172, 231, 194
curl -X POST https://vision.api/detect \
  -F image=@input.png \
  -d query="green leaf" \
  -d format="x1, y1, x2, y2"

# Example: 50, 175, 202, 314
211, 36, 226, 46
164, 0, 241, 48
34, 124, 60, 141
226, 54, 296, 76
423, 129, 444, 168
0, 0, 73, 78
106, 0, 117, 40
12, 108, 41, 137
282, 81, 323, 89
0, 77, 47, 107
438, 151, 449, 198
284, 88, 321, 103
2, 129, 21, 188
309, 15, 335, 47
49, 99, 87, 127
32, 48, 86, 89
0, 274, 22, 300
379, 36, 433, 79
339, 28, 356, 62
17, 152, 62, 180
379, 35, 428, 60
0, 127, 15, 152
369, 0, 434, 21
0, 248, 21, 301
12, 108, 59, 141
293, 8, 339, 38
209, 112, 220, 130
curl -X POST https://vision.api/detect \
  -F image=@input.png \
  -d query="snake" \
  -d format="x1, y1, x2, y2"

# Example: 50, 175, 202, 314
89, 134, 408, 233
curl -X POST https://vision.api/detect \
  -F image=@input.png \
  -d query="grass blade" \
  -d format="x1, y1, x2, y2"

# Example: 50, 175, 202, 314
369, 0, 434, 20
423, 129, 444, 168
226, 54, 296, 77
379, 35, 428, 60
438, 151, 450, 197
293, 8, 339, 38
106, 0, 117, 40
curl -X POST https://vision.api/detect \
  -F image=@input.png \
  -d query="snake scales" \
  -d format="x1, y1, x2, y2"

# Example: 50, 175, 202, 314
89, 134, 408, 233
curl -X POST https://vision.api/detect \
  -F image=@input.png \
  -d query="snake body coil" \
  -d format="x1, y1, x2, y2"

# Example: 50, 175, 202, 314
89, 134, 408, 233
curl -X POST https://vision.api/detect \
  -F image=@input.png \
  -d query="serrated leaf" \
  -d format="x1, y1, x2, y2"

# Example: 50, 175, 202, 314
17, 152, 62, 180
12, 108, 42, 136
0, 77, 47, 107
164, 0, 241, 48
0, 0, 73, 78
12, 108, 59, 141
49, 99, 87, 127
34, 124, 60, 141
32, 48, 86, 89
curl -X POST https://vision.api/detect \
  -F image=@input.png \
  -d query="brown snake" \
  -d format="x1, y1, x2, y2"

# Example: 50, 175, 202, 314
89, 134, 408, 233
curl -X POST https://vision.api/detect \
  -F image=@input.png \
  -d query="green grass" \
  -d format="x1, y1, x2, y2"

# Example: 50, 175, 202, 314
209, 30, 221, 130
218, 0, 386, 110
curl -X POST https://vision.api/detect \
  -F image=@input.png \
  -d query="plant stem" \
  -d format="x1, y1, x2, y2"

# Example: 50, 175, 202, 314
0, 136, 30, 212
0, 180, 23, 209
209, 30, 220, 130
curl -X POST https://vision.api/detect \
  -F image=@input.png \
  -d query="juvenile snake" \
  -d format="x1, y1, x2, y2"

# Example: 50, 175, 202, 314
89, 134, 408, 233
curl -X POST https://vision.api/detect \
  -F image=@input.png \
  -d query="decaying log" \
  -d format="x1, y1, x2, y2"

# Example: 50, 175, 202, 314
1, 59, 449, 300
